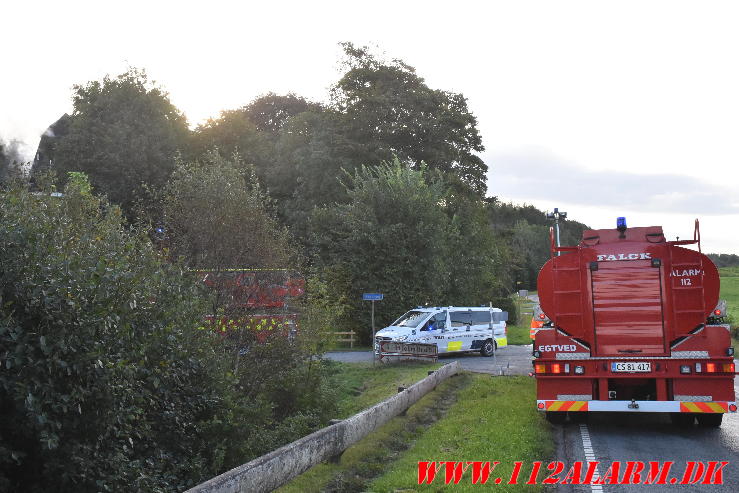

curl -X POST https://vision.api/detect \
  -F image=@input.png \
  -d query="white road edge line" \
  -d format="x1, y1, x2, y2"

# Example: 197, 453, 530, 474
579, 423, 603, 493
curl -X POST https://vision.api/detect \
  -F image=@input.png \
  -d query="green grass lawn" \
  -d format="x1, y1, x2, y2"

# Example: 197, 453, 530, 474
279, 371, 472, 493
719, 267, 739, 354
369, 375, 553, 492
506, 322, 532, 345
281, 373, 553, 492
505, 294, 536, 345
328, 360, 442, 418
719, 267, 739, 313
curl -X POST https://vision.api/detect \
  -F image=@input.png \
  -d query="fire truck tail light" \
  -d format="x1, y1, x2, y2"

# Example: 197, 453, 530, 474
574, 365, 585, 374
551, 364, 562, 374
706, 363, 717, 373
723, 363, 735, 373
535, 364, 546, 374
680, 365, 691, 374
537, 402, 545, 409
730, 404, 738, 412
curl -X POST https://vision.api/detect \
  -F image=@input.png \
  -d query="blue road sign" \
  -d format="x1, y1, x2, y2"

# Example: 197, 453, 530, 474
363, 293, 384, 301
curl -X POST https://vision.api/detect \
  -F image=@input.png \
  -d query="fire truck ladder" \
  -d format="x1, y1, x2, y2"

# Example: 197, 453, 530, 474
667, 247, 707, 335
550, 249, 585, 336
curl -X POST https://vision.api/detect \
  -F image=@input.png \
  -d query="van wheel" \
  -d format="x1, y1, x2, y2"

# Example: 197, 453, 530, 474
696, 414, 723, 427
480, 339, 496, 357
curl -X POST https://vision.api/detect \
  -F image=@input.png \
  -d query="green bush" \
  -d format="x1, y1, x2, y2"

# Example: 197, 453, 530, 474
491, 296, 519, 325
0, 176, 239, 491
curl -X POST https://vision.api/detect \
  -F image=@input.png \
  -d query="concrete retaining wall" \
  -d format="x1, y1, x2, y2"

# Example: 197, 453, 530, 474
186, 361, 461, 493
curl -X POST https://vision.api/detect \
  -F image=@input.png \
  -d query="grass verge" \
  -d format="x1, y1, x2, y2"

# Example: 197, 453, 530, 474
506, 294, 536, 345
369, 375, 553, 492
328, 360, 442, 418
281, 373, 553, 492
506, 322, 532, 346
719, 268, 739, 355
278, 371, 472, 493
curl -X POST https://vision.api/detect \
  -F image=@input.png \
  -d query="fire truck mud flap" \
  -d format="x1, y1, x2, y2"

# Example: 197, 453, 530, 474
537, 400, 738, 413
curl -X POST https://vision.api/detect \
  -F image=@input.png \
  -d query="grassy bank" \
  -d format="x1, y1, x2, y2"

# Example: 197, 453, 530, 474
506, 293, 536, 345
328, 360, 442, 417
719, 267, 739, 354
281, 372, 553, 492
369, 376, 552, 492
279, 371, 472, 493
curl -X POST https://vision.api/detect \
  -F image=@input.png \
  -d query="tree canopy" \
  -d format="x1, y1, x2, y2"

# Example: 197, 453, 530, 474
50, 69, 189, 216
332, 43, 487, 196
311, 158, 508, 339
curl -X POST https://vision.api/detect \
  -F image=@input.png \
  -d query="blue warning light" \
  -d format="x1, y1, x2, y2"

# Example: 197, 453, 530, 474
617, 217, 627, 231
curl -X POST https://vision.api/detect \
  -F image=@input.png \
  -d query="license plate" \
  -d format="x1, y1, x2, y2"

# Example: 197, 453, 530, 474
611, 362, 651, 373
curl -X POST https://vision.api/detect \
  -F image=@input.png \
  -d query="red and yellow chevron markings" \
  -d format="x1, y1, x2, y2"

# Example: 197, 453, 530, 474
680, 402, 728, 413
545, 401, 589, 412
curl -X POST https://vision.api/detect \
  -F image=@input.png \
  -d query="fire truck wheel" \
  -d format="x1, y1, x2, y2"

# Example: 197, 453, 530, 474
480, 339, 496, 357
669, 413, 695, 427
696, 413, 723, 427
545, 411, 567, 424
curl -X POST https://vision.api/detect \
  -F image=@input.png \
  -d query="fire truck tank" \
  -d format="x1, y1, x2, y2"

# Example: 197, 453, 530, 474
537, 225, 720, 357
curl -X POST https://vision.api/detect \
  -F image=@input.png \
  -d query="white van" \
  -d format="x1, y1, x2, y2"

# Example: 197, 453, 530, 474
374, 306, 508, 356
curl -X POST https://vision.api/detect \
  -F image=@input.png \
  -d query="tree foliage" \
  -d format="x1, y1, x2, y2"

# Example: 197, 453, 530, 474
311, 158, 506, 340
332, 43, 487, 196
161, 151, 295, 271
190, 44, 488, 237
160, 153, 337, 458
51, 69, 189, 216
0, 174, 234, 491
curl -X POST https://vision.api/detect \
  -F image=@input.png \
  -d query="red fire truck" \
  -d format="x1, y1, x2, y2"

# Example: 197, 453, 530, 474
534, 218, 736, 426
197, 269, 305, 342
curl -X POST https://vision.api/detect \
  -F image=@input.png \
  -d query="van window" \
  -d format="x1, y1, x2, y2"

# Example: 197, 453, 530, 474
470, 311, 492, 324
394, 310, 428, 328
450, 311, 471, 327
421, 312, 447, 331
433, 311, 447, 330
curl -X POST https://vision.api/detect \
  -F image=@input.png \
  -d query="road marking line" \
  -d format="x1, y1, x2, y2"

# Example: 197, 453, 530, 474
579, 423, 603, 492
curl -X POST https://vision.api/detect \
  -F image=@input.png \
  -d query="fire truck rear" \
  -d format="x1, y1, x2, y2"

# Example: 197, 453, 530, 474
534, 218, 737, 426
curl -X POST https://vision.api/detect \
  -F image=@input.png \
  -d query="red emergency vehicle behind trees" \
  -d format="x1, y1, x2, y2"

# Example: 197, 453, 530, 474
197, 269, 305, 343
534, 219, 737, 426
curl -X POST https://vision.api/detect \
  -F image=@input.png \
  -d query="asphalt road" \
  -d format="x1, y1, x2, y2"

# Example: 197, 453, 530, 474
324, 344, 534, 375
554, 370, 739, 493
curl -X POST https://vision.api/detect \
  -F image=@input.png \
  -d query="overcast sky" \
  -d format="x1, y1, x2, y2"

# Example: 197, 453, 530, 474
2, 0, 738, 253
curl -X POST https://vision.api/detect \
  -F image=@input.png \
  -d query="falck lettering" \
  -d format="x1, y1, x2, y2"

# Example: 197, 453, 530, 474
596, 253, 651, 262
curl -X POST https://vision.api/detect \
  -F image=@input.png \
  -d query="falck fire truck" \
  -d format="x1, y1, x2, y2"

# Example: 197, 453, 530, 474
197, 269, 305, 343
534, 218, 736, 426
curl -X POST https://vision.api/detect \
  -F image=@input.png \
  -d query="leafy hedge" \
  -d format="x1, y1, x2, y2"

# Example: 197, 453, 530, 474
0, 174, 342, 492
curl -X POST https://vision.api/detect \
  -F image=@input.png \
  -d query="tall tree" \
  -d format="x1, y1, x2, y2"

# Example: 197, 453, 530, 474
52, 69, 189, 216
332, 43, 487, 196
161, 151, 295, 271
310, 157, 506, 340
